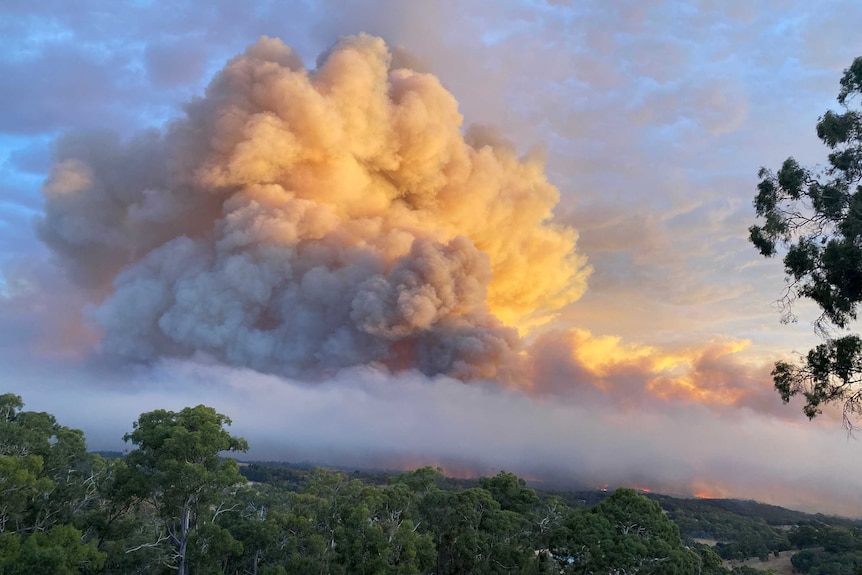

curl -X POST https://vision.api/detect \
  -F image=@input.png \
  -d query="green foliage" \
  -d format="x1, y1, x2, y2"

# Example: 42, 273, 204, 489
0, 393, 96, 538
120, 404, 249, 575
729, 567, 776, 575
239, 463, 308, 491
749, 55, 862, 422
773, 335, 862, 420
9, 391, 862, 574
0, 395, 108, 573
543, 488, 700, 574
122, 405, 249, 499
0, 525, 105, 575
479, 471, 540, 515
792, 547, 862, 575
660, 496, 792, 560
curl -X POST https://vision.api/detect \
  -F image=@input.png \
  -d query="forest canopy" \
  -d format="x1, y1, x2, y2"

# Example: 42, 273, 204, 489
5, 392, 862, 574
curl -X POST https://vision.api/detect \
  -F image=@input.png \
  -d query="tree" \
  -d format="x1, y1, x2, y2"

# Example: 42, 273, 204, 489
479, 471, 540, 515
0, 524, 105, 575
0, 393, 92, 535
0, 394, 107, 574
750, 56, 862, 424
547, 489, 700, 575
121, 404, 248, 575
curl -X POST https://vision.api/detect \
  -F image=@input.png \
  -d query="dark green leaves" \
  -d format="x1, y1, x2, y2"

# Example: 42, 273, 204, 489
547, 488, 699, 575
771, 336, 862, 420
121, 405, 248, 575
837, 56, 862, 105
0, 525, 105, 575
817, 110, 862, 149
751, 55, 862, 423
777, 158, 808, 199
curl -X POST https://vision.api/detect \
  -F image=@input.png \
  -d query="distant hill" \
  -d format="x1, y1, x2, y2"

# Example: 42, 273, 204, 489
662, 496, 862, 528
237, 459, 861, 526
236, 459, 862, 568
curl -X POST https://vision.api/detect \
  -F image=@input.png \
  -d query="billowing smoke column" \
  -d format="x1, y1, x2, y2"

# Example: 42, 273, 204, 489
37, 35, 589, 381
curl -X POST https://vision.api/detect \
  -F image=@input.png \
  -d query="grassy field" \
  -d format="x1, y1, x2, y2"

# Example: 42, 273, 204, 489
723, 550, 800, 575
692, 537, 719, 546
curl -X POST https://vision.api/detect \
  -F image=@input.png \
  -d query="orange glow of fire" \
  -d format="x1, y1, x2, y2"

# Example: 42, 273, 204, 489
690, 480, 729, 500
378, 455, 486, 480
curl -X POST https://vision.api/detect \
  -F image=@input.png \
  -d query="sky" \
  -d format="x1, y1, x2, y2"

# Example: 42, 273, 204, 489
2, 0, 862, 516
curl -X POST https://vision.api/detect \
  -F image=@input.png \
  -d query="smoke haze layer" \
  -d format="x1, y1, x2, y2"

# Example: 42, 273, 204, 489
38, 35, 589, 380
5, 358, 855, 517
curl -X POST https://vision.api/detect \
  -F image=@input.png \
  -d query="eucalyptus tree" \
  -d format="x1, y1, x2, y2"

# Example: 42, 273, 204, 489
121, 404, 248, 575
750, 56, 862, 424
0, 393, 105, 573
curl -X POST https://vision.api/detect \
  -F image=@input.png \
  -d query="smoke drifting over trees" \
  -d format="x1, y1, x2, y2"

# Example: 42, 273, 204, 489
38, 35, 588, 381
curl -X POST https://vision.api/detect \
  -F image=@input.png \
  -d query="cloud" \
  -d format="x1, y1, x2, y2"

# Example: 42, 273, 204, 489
0, 255, 98, 359
144, 39, 210, 89
527, 328, 793, 419
12, 26, 822, 415
0, 42, 143, 134
35, 35, 589, 381
5, 138, 51, 175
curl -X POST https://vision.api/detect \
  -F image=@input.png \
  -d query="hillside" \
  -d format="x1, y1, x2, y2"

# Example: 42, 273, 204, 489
240, 459, 862, 572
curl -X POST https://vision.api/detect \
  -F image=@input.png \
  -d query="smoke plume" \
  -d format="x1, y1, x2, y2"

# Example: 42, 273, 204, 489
38, 35, 589, 380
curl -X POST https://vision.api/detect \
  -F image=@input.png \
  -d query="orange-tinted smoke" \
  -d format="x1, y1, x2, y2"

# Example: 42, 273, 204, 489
528, 328, 787, 415
37, 35, 590, 379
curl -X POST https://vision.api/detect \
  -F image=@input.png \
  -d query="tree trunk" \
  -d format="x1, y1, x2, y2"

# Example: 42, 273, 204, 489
178, 499, 191, 575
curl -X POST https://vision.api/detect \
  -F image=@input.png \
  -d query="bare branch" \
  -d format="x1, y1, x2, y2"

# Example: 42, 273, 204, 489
126, 534, 171, 554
